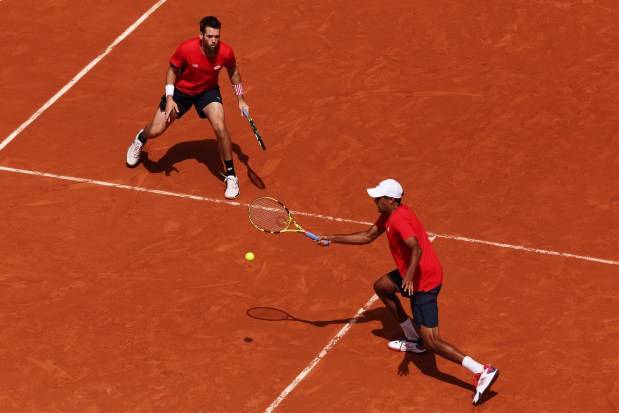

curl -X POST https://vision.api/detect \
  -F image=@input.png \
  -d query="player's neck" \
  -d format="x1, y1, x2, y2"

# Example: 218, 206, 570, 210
384, 204, 400, 216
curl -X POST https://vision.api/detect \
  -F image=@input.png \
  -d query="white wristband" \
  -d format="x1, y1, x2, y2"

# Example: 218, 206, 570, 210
165, 84, 175, 96
233, 83, 243, 96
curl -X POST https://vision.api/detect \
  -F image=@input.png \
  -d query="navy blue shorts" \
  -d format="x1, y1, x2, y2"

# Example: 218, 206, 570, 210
388, 269, 441, 328
158, 87, 223, 119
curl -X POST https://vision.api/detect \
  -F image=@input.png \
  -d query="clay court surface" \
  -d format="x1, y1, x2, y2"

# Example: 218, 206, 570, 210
1, 0, 618, 411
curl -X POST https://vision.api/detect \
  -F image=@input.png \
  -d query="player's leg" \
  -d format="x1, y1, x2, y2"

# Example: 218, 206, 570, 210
126, 95, 183, 167
203, 102, 233, 164
198, 88, 239, 199
374, 271, 425, 353
418, 325, 467, 363
143, 107, 177, 139
413, 286, 499, 405
411, 285, 467, 362
373, 272, 409, 323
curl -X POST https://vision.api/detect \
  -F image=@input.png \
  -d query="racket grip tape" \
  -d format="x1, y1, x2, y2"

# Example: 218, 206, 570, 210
304, 231, 331, 245
242, 108, 249, 118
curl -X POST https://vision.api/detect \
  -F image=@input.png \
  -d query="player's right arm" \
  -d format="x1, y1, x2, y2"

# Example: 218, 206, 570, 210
317, 225, 382, 246
164, 65, 180, 122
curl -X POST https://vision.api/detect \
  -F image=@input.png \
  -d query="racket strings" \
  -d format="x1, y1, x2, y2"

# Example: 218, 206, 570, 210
249, 198, 291, 232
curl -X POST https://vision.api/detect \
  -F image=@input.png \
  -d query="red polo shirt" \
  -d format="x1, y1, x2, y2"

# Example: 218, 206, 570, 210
169, 38, 237, 95
374, 205, 443, 292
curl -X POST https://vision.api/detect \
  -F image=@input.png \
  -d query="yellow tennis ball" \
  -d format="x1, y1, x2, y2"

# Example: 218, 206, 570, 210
245, 252, 255, 261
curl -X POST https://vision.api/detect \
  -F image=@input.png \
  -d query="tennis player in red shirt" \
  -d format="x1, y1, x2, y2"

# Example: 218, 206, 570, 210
317, 179, 499, 406
126, 16, 249, 199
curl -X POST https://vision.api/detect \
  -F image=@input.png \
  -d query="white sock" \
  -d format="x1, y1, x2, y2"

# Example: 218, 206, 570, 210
462, 356, 484, 375
400, 318, 419, 340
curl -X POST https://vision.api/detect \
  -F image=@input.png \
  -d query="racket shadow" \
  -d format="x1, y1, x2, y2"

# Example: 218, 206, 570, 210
141, 139, 266, 189
245, 306, 395, 330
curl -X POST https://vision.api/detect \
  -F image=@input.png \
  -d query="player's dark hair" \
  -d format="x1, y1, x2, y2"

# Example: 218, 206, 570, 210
200, 16, 221, 33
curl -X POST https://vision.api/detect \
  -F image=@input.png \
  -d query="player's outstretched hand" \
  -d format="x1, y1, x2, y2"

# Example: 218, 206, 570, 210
316, 236, 332, 247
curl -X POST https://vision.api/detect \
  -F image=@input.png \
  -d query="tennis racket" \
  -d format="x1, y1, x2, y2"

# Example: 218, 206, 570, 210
248, 196, 329, 244
242, 109, 266, 150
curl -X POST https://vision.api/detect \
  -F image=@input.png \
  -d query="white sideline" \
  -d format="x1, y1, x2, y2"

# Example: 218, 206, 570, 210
264, 294, 380, 413
0, 0, 168, 152
0, 165, 616, 267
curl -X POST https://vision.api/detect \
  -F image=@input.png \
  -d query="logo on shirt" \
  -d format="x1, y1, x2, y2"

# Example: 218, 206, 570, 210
213, 65, 222, 70
192, 63, 199, 68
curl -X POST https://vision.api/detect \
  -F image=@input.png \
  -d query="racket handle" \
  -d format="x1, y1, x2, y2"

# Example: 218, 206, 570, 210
304, 231, 331, 245
242, 108, 249, 118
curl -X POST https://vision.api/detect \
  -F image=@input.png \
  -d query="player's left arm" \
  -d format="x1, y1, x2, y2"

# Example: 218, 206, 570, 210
402, 235, 422, 294
227, 65, 249, 114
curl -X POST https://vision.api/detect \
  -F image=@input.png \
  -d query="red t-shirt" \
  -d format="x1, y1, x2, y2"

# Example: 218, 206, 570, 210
374, 205, 443, 292
169, 38, 237, 96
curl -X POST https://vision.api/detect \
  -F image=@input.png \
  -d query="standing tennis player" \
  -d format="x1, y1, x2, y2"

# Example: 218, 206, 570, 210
126, 16, 249, 199
316, 179, 499, 406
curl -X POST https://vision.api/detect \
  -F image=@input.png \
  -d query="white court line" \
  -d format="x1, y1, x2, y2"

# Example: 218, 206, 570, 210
429, 233, 619, 266
0, 0, 168, 151
0, 165, 617, 267
291, 211, 619, 266
0, 165, 243, 205
264, 294, 380, 413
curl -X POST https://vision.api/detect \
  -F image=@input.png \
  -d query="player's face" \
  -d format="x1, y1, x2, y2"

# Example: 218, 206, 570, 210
374, 196, 397, 214
201, 27, 221, 52
374, 196, 387, 213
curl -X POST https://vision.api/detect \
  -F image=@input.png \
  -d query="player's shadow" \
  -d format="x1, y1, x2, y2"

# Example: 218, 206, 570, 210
399, 353, 498, 403
141, 138, 265, 189
398, 352, 472, 389
320, 307, 395, 331
250, 306, 495, 398
246, 306, 393, 329
246, 306, 403, 341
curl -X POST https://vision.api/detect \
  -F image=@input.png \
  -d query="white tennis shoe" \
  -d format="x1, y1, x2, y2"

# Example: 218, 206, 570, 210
387, 337, 426, 353
126, 129, 144, 167
473, 364, 499, 405
224, 175, 239, 199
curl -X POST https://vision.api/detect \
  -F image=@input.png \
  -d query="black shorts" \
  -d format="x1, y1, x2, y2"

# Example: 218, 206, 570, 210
388, 269, 441, 328
158, 87, 223, 119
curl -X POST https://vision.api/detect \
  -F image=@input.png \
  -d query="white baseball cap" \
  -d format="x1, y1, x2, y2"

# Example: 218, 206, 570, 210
366, 179, 403, 199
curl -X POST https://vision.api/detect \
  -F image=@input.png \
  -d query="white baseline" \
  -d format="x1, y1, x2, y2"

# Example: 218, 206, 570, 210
264, 294, 380, 412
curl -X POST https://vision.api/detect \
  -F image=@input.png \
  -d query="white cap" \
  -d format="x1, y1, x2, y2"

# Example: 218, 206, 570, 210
366, 179, 403, 199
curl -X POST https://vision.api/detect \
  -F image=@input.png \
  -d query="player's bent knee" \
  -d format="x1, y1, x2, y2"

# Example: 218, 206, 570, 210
373, 276, 396, 295
424, 338, 438, 351
212, 125, 229, 139
419, 334, 437, 351
145, 126, 165, 139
